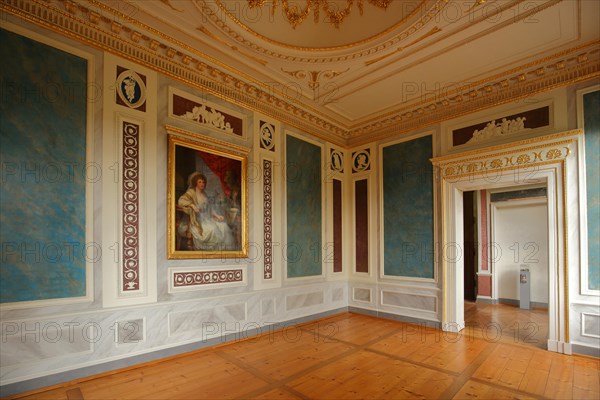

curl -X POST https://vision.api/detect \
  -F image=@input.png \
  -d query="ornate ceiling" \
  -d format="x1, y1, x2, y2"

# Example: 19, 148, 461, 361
2, 0, 599, 147
210, 0, 412, 48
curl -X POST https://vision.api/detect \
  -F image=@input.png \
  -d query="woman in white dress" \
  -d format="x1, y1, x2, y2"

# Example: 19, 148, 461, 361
177, 172, 234, 251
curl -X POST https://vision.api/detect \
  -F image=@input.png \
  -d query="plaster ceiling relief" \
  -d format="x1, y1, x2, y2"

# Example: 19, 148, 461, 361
70, 0, 598, 145
211, 0, 422, 50
193, 0, 447, 61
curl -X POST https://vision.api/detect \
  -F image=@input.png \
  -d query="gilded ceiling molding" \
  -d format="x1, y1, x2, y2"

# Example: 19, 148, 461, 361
333, 0, 559, 100
160, 0, 184, 12
246, 0, 392, 30
466, 0, 487, 13
203, 0, 440, 56
346, 41, 600, 146
196, 26, 269, 66
353, 39, 600, 132
3, 0, 598, 149
82, 0, 280, 94
365, 26, 442, 66
280, 67, 350, 95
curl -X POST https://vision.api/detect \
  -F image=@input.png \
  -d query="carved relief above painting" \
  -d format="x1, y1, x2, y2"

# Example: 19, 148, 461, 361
168, 87, 246, 138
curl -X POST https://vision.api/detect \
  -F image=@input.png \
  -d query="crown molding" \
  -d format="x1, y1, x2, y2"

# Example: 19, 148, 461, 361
346, 41, 600, 146
0, 0, 349, 145
1, 0, 598, 149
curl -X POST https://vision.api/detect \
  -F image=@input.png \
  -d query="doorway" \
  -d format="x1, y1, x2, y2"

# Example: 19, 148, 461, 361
432, 130, 581, 355
463, 190, 477, 302
445, 177, 560, 352
464, 190, 550, 349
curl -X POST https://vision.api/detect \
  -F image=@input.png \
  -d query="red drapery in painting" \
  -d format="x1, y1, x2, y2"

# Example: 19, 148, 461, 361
196, 150, 240, 198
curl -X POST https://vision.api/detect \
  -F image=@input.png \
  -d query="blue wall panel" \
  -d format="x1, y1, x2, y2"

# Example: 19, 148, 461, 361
0, 29, 88, 302
584, 89, 600, 291
286, 135, 322, 277
382, 135, 434, 279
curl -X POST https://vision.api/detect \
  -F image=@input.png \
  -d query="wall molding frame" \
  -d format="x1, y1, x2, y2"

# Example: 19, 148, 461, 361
101, 53, 158, 308
0, 21, 95, 310
576, 84, 600, 297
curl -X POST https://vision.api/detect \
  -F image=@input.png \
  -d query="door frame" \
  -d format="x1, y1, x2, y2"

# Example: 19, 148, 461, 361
432, 130, 583, 354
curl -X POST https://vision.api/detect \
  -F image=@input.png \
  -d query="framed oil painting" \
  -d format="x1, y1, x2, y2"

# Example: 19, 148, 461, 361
167, 131, 248, 259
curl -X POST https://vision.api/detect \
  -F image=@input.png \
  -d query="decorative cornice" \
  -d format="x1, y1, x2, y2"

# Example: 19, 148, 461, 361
325, 0, 563, 106
346, 42, 600, 147
0, 0, 348, 145
365, 26, 442, 66
196, 25, 269, 66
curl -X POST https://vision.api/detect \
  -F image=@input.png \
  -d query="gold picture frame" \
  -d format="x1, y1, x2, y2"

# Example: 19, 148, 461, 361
167, 130, 248, 259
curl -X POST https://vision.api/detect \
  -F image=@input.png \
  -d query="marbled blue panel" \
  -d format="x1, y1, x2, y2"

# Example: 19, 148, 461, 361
0, 29, 87, 302
286, 135, 322, 277
382, 135, 434, 278
584, 90, 600, 291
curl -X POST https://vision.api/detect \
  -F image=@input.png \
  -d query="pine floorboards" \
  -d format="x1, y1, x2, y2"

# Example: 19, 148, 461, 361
7, 307, 599, 400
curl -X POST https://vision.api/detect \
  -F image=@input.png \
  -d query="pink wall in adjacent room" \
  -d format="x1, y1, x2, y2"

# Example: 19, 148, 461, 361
478, 274, 492, 297
480, 190, 488, 271
478, 190, 492, 297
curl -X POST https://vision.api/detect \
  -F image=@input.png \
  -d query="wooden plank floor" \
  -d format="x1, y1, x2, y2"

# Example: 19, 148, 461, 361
7, 310, 599, 400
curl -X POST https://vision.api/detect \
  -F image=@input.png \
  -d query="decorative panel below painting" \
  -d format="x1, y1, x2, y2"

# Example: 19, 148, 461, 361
168, 266, 246, 293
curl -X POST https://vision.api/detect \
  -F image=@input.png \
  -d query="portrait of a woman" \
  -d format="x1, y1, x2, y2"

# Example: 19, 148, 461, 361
177, 171, 235, 251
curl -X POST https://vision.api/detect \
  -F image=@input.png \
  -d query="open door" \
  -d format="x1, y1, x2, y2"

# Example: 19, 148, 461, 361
463, 190, 477, 302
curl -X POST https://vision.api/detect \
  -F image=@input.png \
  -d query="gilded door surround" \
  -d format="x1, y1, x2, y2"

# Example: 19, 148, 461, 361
432, 129, 584, 354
